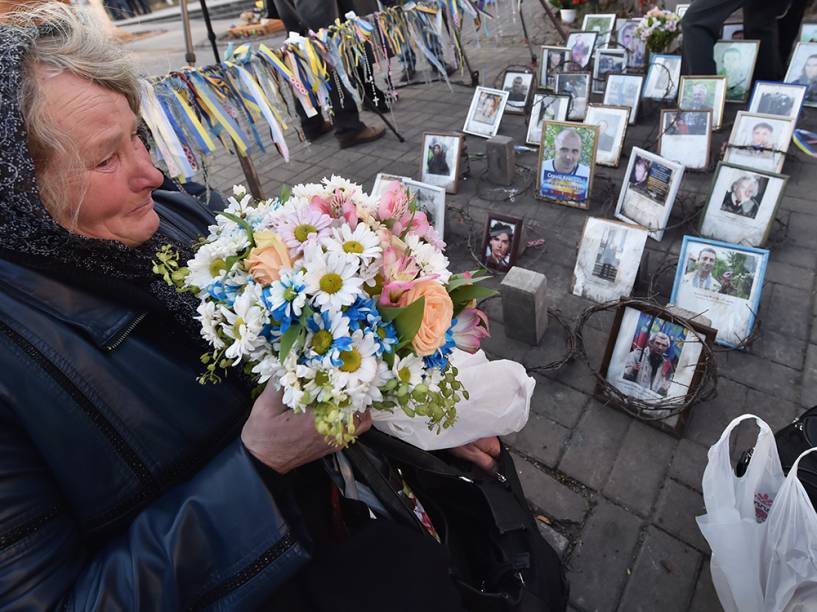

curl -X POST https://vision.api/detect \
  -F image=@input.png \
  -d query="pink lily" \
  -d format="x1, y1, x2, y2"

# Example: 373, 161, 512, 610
309, 191, 358, 229
378, 182, 410, 225
451, 308, 490, 353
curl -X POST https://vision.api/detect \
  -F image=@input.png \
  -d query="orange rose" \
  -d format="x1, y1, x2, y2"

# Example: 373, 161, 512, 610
398, 280, 453, 356
245, 230, 292, 285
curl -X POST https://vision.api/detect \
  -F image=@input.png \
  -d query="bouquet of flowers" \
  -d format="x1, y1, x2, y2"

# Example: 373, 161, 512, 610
635, 8, 681, 54
153, 177, 494, 446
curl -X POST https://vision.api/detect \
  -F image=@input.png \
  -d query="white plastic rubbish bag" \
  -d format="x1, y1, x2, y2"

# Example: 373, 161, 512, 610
696, 414, 785, 612
372, 349, 534, 451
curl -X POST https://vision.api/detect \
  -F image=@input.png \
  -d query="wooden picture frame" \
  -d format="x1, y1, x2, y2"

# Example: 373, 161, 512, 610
419, 132, 464, 194
592, 48, 627, 95
678, 75, 727, 130
714, 39, 760, 103
748, 81, 807, 121
463, 86, 509, 138
584, 104, 629, 167
724, 111, 794, 174
501, 69, 536, 115
481, 213, 525, 273
556, 72, 591, 120
604, 74, 644, 124
597, 300, 717, 437
402, 178, 446, 239
658, 109, 712, 171
526, 94, 570, 146
616, 18, 646, 70
535, 120, 599, 209
539, 45, 572, 91
581, 13, 617, 48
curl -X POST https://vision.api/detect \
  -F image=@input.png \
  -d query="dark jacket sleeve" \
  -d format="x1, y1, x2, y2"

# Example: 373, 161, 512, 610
0, 414, 310, 611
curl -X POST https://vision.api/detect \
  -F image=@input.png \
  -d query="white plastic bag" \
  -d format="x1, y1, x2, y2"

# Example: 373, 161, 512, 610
371, 349, 534, 450
696, 414, 785, 612
765, 448, 817, 612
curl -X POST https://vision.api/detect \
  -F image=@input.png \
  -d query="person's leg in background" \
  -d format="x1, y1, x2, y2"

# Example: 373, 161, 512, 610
777, 0, 808, 66
682, 0, 747, 74
744, 0, 786, 80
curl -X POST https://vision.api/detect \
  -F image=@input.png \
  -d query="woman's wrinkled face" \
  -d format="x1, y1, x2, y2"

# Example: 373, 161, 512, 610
40, 70, 164, 246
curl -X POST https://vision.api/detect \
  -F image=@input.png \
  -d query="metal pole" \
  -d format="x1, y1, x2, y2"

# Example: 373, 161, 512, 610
198, 0, 221, 64
517, 0, 537, 66
179, 0, 196, 65
534, 0, 568, 43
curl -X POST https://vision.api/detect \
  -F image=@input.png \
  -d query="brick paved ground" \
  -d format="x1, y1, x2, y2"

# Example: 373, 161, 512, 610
124, 4, 817, 610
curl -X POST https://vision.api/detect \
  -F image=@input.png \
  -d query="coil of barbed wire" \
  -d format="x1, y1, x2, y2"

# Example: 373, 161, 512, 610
574, 298, 718, 421
526, 308, 578, 374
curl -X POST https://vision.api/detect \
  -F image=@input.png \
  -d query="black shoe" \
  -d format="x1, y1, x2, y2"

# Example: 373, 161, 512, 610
362, 95, 390, 114
338, 125, 386, 149
303, 120, 333, 142
399, 66, 417, 83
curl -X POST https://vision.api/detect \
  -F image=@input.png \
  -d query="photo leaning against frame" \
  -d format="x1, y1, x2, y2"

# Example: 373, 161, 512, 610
614, 147, 685, 241
556, 72, 591, 120
481, 214, 523, 273
616, 18, 646, 70
581, 13, 617, 47
783, 42, 817, 108
643, 54, 682, 100
748, 81, 807, 121
670, 236, 769, 348
419, 132, 463, 194
527, 93, 570, 146
401, 178, 447, 239
599, 301, 716, 435
463, 86, 509, 138
539, 45, 571, 91
592, 48, 627, 95
566, 31, 598, 70
583, 104, 629, 167
152, 178, 498, 447
502, 70, 535, 114
699, 161, 788, 247
372, 172, 409, 198
724, 111, 794, 173
536, 120, 599, 209
571, 217, 649, 303
714, 39, 760, 102
678, 75, 727, 130
658, 109, 712, 171
604, 74, 644, 124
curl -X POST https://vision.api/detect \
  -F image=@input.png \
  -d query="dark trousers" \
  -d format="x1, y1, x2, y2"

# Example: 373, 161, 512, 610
295, 71, 365, 139
682, 0, 789, 80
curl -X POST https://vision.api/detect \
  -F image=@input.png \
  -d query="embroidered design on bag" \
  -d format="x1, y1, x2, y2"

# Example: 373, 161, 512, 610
754, 492, 773, 522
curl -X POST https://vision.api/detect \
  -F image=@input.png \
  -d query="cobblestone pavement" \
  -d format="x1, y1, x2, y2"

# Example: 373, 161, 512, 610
124, 4, 817, 611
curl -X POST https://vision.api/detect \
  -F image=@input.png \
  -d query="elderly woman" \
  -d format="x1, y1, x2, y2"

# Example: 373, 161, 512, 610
0, 5, 502, 609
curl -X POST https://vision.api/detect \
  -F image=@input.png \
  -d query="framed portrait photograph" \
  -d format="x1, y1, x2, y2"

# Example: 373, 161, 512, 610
614, 147, 685, 241
582, 14, 617, 48
566, 31, 598, 69
699, 162, 788, 247
748, 81, 807, 121
536, 120, 598, 209
592, 48, 627, 94
799, 22, 817, 43
714, 40, 760, 102
678, 76, 727, 130
371, 172, 409, 199
604, 74, 644, 124
462, 86, 509, 138
721, 22, 744, 40
572, 217, 649, 303
556, 72, 591, 120
402, 178, 446, 238
724, 111, 794, 173
419, 132, 463, 194
502, 70, 535, 114
659, 109, 712, 171
670, 236, 769, 347
783, 42, 817, 107
617, 18, 646, 69
540, 45, 571, 90
599, 302, 716, 434
584, 104, 629, 167
526, 93, 570, 146
481, 214, 523, 273
643, 54, 682, 100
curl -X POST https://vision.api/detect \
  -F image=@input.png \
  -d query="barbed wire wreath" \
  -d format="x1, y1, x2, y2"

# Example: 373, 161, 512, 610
574, 298, 718, 421
525, 307, 577, 374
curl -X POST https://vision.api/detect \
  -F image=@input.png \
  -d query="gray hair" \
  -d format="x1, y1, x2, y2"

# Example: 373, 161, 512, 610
8, 3, 140, 222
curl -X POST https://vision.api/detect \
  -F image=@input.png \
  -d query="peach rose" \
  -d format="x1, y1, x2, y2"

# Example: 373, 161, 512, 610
397, 280, 453, 356
245, 230, 292, 285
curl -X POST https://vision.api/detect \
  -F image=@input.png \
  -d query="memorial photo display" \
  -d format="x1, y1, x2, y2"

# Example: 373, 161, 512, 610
536, 120, 598, 209
616, 18, 645, 69
566, 31, 598, 69
402, 178, 446, 239
371, 172, 409, 199
678, 76, 726, 130
658, 109, 712, 171
584, 104, 629, 167
502, 70, 535, 114
527, 94, 570, 146
784, 42, 817, 108
699, 162, 788, 247
643, 54, 682, 100
556, 72, 591, 120
582, 14, 617, 47
615, 147, 684, 241
540, 45, 571, 90
419, 132, 463, 194
714, 40, 760, 102
670, 236, 769, 347
462, 86, 509, 138
604, 74, 643, 124
724, 111, 794, 174
592, 48, 627, 95
748, 81, 807, 121
572, 218, 648, 304
481, 214, 523, 273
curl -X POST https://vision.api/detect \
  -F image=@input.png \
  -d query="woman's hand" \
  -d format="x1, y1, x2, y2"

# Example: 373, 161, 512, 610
448, 436, 501, 473
241, 383, 372, 474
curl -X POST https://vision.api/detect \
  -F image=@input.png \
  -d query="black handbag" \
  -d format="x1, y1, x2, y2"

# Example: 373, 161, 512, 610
737, 406, 817, 508
345, 430, 569, 612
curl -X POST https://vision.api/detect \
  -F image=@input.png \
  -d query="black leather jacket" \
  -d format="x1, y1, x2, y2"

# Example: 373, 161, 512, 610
0, 190, 310, 610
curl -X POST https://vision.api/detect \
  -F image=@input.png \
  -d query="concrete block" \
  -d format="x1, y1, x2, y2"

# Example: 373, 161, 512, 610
486, 135, 515, 186
500, 267, 548, 346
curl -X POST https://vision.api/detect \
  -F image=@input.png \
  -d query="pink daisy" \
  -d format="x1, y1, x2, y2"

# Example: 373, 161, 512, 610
274, 206, 333, 256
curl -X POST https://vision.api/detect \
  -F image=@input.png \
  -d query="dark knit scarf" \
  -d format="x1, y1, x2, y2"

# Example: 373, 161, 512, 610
0, 24, 203, 343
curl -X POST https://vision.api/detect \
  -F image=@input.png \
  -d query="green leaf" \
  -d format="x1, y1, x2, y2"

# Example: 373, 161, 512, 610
219, 211, 256, 248
393, 297, 425, 349
278, 324, 302, 363
378, 304, 406, 322
446, 271, 491, 293
279, 184, 292, 203
449, 284, 498, 305
383, 350, 396, 369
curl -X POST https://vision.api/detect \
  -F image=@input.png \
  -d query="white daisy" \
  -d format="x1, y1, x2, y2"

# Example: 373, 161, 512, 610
322, 175, 363, 195
331, 329, 380, 390
251, 352, 284, 384
405, 234, 451, 284
220, 286, 267, 364
303, 248, 364, 313
186, 242, 228, 291
298, 362, 340, 405
322, 224, 381, 265
392, 354, 425, 386
195, 301, 226, 349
